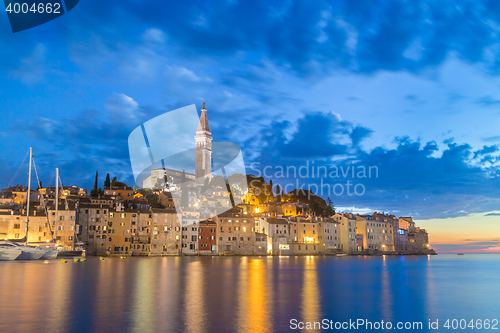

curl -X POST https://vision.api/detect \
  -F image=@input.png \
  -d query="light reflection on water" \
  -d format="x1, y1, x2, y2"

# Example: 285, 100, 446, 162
0, 255, 499, 332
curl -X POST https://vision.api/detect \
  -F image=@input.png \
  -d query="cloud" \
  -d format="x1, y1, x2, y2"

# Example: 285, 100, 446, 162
485, 212, 500, 216
105, 93, 141, 124
475, 95, 500, 107
142, 28, 167, 44
249, 112, 500, 219
7, 0, 499, 79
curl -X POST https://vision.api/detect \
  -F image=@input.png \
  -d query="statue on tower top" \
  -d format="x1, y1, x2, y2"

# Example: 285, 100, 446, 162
202, 102, 206, 109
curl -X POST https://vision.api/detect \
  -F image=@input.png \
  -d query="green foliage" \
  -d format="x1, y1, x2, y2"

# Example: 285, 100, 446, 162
90, 187, 104, 198
147, 193, 165, 208
93, 170, 98, 193
111, 176, 117, 186
286, 189, 332, 217
104, 173, 111, 188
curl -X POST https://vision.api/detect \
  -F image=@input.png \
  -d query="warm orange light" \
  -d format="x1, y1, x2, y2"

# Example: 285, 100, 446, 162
255, 208, 259, 213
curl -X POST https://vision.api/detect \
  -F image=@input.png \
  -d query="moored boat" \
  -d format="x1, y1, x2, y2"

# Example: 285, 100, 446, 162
0, 241, 46, 260
40, 249, 58, 260
0, 246, 23, 261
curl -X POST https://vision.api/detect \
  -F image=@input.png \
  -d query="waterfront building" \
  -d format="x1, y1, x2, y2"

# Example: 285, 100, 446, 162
78, 203, 109, 255
150, 208, 181, 255
259, 217, 293, 255
394, 217, 410, 253
290, 217, 320, 255
107, 209, 132, 255
198, 219, 217, 254
405, 217, 429, 253
130, 210, 152, 256
254, 232, 268, 255
355, 214, 395, 252
321, 217, 341, 253
215, 207, 256, 255
47, 201, 78, 249
0, 206, 50, 243
334, 213, 358, 254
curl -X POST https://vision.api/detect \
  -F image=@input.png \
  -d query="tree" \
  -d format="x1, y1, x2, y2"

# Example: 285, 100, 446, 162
111, 176, 118, 186
276, 184, 281, 202
148, 193, 165, 209
90, 171, 98, 197
104, 173, 111, 188
133, 184, 136, 191
326, 197, 335, 216
180, 170, 188, 207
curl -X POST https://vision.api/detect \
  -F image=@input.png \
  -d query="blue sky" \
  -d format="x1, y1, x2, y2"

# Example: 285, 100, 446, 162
2, 0, 500, 241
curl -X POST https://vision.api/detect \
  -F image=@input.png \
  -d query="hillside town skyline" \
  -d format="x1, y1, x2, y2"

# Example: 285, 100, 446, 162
0, 107, 435, 257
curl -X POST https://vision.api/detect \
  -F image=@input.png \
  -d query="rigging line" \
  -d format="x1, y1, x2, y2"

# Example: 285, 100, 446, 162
7, 149, 29, 188
58, 175, 69, 211
33, 158, 41, 189
33, 158, 55, 241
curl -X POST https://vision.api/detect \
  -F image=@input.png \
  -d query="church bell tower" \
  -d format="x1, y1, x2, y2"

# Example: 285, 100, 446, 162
195, 102, 212, 181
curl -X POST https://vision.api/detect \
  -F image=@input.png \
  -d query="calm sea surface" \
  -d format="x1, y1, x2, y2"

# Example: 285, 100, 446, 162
0, 255, 499, 332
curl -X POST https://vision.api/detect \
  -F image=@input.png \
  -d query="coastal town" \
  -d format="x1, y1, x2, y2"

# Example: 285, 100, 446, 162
0, 105, 434, 257
0, 182, 434, 256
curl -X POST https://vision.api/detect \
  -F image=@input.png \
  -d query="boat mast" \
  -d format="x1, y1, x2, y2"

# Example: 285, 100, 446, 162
25, 147, 32, 246
55, 168, 59, 245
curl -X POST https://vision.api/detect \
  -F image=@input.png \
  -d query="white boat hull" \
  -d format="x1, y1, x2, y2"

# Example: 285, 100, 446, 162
17, 249, 45, 260
0, 249, 23, 261
40, 250, 58, 260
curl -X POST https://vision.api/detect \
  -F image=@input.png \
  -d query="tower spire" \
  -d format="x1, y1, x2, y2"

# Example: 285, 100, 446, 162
195, 103, 212, 182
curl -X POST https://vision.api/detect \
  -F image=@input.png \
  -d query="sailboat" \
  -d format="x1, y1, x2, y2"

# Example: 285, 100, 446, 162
53, 168, 85, 258
12, 148, 52, 260
0, 240, 46, 260
0, 234, 23, 260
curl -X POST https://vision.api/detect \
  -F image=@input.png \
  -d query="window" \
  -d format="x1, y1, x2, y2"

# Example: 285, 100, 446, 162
13, 224, 20, 229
